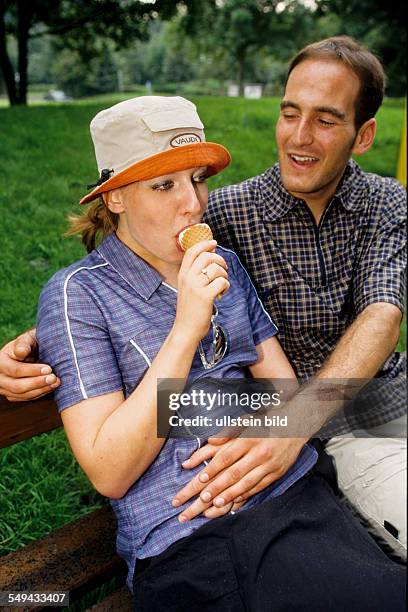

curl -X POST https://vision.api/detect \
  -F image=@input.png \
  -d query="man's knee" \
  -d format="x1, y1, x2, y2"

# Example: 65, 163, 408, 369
325, 436, 407, 559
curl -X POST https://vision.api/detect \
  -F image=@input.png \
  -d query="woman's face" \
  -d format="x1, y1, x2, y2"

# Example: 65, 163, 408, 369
106, 167, 209, 272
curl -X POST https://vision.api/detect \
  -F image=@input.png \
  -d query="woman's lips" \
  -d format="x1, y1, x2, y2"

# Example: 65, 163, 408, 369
175, 224, 194, 252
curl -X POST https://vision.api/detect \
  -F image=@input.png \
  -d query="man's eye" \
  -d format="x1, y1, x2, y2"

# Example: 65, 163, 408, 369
152, 181, 173, 191
319, 119, 335, 126
283, 113, 297, 120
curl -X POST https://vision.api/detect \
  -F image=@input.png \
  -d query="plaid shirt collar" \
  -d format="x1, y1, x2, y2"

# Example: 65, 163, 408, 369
97, 233, 163, 300
262, 159, 367, 222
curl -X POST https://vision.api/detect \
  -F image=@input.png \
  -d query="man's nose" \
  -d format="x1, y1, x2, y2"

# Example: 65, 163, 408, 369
292, 118, 314, 147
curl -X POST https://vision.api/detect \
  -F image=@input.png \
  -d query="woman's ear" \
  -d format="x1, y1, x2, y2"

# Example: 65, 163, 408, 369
104, 189, 125, 214
352, 118, 377, 156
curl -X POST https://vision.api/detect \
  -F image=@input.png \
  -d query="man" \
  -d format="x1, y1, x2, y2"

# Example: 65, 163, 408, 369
1, 36, 406, 559
195, 35, 406, 558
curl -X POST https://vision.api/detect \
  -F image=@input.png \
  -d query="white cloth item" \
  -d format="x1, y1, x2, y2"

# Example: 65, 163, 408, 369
90, 96, 205, 174
326, 416, 407, 560
80, 95, 231, 205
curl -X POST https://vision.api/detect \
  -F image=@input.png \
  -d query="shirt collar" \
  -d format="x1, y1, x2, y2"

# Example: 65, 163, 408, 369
97, 233, 163, 300
334, 160, 368, 212
262, 160, 367, 222
260, 164, 299, 222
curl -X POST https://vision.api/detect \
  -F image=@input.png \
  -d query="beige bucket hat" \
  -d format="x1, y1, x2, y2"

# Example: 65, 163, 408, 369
80, 96, 231, 205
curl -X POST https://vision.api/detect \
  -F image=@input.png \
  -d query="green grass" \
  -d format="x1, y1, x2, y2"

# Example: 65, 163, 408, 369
0, 96, 405, 596
0, 430, 103, 552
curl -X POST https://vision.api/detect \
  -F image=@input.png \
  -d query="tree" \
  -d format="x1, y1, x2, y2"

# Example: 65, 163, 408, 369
0, 0, 182, 105
316, 0, 406, 97
52, 45, 119, 98
178, 0, 314, 96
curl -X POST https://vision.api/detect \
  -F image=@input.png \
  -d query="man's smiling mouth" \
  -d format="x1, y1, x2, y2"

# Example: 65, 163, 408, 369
290, 154, 319, 163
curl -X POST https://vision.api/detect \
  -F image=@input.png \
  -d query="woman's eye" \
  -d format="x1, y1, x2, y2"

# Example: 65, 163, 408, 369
152, 181, 173, 191
193, 174, 208, 183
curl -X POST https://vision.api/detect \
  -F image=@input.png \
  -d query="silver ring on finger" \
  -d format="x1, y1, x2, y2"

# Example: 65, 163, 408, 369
201, 267, 210, 282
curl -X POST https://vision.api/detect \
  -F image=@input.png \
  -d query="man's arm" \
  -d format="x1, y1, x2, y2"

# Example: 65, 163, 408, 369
173, 302, 403, 519
0, 329, 60, 401
321, 303, 401, 377
288, 302, 402, 436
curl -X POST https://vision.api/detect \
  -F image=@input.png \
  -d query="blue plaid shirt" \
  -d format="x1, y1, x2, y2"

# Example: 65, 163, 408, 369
37, 233, 317, 590
205, 160, 406, 433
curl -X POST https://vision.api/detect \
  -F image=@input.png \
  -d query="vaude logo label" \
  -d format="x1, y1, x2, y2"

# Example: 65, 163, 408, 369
170, 133, 202, 147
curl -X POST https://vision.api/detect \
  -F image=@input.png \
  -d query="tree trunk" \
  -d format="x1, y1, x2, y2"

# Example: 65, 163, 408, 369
0, 5, 18, 105
16, 0, 30, 104
237, 49, 246, 97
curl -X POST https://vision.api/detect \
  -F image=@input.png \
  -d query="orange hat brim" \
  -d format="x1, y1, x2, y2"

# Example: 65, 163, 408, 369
80, 142, 231, 205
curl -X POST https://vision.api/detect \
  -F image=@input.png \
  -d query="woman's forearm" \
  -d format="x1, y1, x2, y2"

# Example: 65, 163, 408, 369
81, 327, 198, 498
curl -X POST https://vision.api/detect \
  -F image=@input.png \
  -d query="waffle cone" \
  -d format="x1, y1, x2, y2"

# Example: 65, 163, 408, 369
178, 223, 213, 251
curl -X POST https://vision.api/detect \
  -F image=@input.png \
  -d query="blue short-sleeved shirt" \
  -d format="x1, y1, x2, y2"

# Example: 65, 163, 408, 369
37, 233, 317, 589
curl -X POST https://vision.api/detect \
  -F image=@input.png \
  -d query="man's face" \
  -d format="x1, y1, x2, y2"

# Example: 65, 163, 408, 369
276, 59, 360, 204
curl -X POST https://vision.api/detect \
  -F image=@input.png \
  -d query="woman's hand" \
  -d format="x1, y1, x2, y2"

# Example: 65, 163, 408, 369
176, 493, 245, 522
174, 240, 229, 343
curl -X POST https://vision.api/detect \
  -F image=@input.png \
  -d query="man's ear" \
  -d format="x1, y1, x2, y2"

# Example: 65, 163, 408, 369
352, 118, 377, 156
104, 189, 124, 214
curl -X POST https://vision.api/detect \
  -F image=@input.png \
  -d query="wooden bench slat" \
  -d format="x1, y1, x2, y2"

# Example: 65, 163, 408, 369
0, 395, 61, 449
0, 505, 127, 610
87, 585, 133, 611
0, 393, 133, 610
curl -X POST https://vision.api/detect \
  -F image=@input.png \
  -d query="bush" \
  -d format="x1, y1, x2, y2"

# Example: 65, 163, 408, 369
53, 48, 119, 98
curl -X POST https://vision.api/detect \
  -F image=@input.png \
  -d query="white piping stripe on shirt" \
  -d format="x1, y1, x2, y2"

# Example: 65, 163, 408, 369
63, 262, 109, 400
129, 339, 152, 367
162, 281, 178, 293
194, 436, 209, 465
217, 245, 278, 330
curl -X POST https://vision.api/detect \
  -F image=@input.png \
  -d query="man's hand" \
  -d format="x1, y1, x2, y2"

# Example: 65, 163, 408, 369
0, 330, 60, 401
172, 436, 306, 522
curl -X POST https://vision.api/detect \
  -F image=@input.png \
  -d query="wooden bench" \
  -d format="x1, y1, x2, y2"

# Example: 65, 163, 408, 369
0, 395, 133, 611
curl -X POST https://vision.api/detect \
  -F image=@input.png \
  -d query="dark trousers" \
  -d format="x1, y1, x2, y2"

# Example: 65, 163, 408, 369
133, 474, 406, 612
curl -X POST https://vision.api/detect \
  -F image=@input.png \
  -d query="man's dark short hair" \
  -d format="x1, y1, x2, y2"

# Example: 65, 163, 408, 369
286, 36, 386, 131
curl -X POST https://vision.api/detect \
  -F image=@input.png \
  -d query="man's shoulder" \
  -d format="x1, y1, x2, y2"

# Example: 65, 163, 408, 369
366, 174, 406, 227
344, 161, 406, 222
209, 175, 259, 206
208, 165, 277, 208
365, 170, 405, 198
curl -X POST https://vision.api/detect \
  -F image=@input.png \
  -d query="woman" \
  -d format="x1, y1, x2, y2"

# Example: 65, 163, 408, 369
37, 96, 405, 611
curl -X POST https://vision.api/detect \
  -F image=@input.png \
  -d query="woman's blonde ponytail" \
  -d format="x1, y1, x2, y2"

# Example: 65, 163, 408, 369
66, 198, 119, 253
